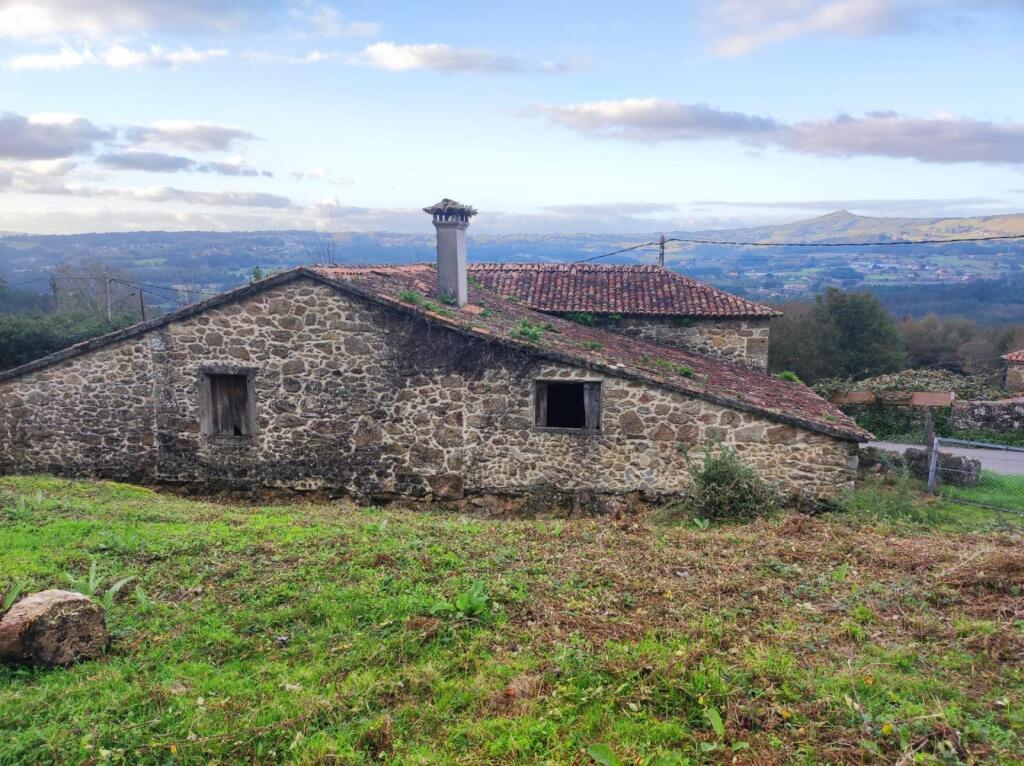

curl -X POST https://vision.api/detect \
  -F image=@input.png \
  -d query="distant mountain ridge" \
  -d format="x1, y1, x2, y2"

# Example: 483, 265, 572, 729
680, 210, 1024, 244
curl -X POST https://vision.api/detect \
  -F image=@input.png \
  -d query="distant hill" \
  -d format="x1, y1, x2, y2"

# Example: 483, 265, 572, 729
3, 210, 1024, 322
681, 210, 1024, 244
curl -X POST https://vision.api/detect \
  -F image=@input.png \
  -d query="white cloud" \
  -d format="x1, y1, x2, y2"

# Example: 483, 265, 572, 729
5, 44, 227, 71
125, 121, 256, 151
356, 42, 567, 73
533, 98, 779, 141
535, 98, 1024, 165
8, 181, 294, 209
702, 0, 1016, 57
291, 166, 327, 180
0, 0, 243, 40
292, 3, 380, 38
96, 151, 270, 177
0, 112, 112, 159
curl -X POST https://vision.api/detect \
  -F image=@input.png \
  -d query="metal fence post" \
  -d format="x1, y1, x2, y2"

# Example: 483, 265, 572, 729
927, 436, 940, 494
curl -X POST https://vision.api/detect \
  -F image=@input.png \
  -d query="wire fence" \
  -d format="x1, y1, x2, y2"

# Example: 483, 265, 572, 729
926, 436, 1024, 515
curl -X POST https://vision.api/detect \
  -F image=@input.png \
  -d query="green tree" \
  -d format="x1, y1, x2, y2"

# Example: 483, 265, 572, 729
769, 288, 906, 382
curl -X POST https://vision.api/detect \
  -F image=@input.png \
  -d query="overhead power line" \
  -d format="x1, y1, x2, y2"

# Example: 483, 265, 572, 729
575, 232, 1024, 263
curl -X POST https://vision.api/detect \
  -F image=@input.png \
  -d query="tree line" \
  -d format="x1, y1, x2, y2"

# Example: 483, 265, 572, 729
769, 288, 1024, 384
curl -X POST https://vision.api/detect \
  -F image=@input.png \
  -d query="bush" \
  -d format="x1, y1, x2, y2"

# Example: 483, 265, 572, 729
669, 446, 779, 522
0, 311, 134, 371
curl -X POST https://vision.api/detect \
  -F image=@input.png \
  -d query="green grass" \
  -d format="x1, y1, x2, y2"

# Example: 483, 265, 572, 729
0, 476, 1022, 764
941, 470, 1024, 512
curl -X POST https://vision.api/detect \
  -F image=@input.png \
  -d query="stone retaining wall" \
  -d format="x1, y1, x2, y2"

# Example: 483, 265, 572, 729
951, 398, 1024, 433
0, 278, 852, 503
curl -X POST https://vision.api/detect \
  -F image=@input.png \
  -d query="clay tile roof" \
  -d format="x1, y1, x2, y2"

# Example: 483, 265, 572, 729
1004, 349, 1024, 363
465, 262, 778, 318
311, 265, 866, 442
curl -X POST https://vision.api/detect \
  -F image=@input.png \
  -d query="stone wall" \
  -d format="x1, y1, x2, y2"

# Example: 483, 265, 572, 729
951, 398, 1024, 433
1006, 363, 1024, 394
606, 317, 770, 370
0, 278, 852, 502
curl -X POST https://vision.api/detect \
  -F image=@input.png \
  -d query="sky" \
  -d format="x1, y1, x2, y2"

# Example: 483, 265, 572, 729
1, 0, 1023, 235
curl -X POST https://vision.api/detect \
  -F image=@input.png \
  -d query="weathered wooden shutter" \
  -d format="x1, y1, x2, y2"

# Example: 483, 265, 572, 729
535, 382, 548, 427
583, 382, 601, 430
209, 375, 249, 435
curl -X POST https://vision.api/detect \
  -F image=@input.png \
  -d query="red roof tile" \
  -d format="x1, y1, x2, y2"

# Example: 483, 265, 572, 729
466, 262, 778, 318
1004, 349, 1024, 363
313, 265, 866, 441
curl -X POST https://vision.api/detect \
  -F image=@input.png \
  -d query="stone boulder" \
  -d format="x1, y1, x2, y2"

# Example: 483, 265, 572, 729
0, 590, 109, 666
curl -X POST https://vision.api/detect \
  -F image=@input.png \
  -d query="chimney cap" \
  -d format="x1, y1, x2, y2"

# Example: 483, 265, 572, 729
423, 198, 477, 223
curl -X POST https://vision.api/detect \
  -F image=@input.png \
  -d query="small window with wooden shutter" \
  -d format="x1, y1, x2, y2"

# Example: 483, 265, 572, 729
534, 381, 601, 431
201, 373, 253, 436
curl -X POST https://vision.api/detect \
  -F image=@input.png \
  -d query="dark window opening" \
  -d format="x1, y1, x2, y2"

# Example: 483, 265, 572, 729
535, 381, 601, 430
203, 373, 252, 436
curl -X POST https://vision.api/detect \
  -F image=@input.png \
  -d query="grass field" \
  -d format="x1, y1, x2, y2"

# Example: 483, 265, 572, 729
942, 471, 1024, 513
1, 475, 1022, 765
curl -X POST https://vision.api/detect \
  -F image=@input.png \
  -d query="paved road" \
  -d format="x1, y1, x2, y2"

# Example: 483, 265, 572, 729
865, 441, 1024, 475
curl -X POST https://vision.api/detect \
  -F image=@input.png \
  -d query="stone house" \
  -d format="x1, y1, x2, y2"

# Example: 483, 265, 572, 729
469, 263, 777, 370
1004, 349, 1024, 394
0, 200, 868, 507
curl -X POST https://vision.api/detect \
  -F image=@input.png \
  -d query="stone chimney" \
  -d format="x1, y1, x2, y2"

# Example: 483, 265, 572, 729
423, 198, 476, 307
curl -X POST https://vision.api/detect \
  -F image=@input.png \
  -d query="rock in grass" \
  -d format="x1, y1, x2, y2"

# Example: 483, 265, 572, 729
0, 589, 109, 666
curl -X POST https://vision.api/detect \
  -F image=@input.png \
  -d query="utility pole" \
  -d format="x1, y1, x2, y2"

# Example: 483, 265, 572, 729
49, 275, 60, 313
138, 290, 146, 322
104, 275, 112, 322
658, 233, 666, 268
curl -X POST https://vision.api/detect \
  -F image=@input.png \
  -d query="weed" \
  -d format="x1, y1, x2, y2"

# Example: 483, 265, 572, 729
587, 744, 687, 766
2, 582, 25, 612
776, 370, 802, 384
432, 580, 491, 619
831, 562, 851, 582
665, 445, 780, 523
398, 289, 425, 306
641, 355, 694, 378
511, 320, 544, 343
421, 301, 455, 318
64, 560, 135, 609
564, 312, 596, 326
581, 340, 602, 351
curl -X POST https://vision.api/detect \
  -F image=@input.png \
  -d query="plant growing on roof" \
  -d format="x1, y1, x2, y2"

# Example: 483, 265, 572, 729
564, 312, 596, 326
511, 320, 544, 343
398, 289, 425, 306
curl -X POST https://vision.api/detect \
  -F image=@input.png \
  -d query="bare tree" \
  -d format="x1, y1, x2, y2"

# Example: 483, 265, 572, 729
304, 212, 340, 265
52, 258, 136, 320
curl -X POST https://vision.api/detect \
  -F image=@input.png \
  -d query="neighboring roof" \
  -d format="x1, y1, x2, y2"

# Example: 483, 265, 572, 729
1004, 349, 1024, 364
467, 262, 779, 318
0, 265, 866, 442
314, 264, 865, 441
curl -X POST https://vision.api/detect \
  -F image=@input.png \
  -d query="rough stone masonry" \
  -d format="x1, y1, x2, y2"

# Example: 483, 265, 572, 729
0, 277, 857, 506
